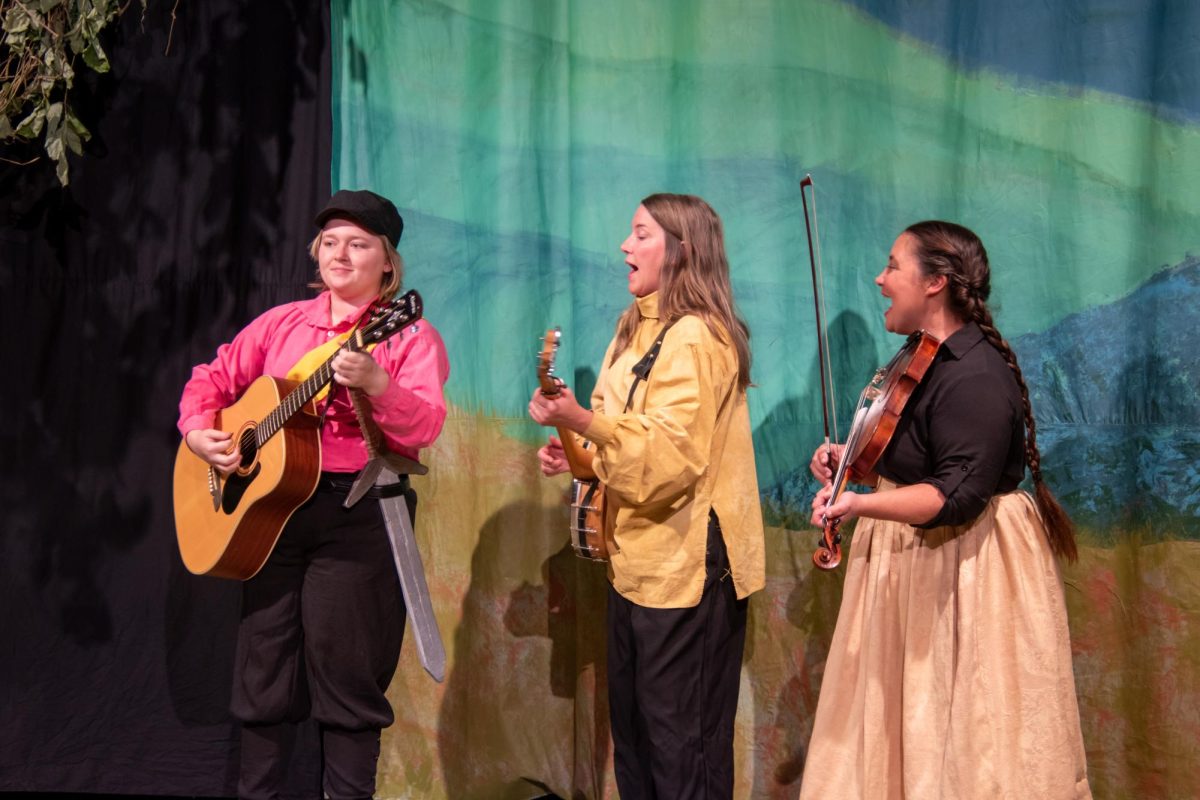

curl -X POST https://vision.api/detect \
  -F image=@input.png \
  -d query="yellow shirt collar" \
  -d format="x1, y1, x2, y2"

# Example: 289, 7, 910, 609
635, 291, 660, 320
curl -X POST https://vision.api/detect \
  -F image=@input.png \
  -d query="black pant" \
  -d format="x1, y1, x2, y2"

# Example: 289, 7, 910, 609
607, 513, 749, 800
231, 483, 412, 800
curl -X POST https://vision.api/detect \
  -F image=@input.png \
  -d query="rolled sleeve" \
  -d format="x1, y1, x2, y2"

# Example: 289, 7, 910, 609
918, 371, 1019, 528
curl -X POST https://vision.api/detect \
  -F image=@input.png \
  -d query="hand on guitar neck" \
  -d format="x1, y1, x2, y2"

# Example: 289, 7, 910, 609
530, 327, 611, 562
531, 389, 598, 480
330, 349, 390, 396
528, 384, 593, 437
530, 328, 597, 480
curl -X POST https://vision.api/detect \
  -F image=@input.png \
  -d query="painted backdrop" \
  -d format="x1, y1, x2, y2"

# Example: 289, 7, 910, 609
331, 1, 1200, 797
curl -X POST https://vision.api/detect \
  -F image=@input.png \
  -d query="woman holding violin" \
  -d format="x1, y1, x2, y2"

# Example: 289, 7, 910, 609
799, 221, 1091, 799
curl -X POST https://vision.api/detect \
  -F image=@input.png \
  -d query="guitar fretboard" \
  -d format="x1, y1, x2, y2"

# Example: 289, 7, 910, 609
242, 336, 365, 453
232, 289, 421, 455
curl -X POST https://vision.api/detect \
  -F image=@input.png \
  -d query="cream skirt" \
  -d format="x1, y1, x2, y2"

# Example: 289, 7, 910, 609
798, 482, 1091, 800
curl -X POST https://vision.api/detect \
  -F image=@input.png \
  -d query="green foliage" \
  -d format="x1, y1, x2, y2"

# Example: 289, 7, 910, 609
1, 0, 128, 185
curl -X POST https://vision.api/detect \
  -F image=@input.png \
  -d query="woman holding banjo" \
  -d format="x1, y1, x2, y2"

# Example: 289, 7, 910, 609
799, 220, 1091, 799
528, 193, 765, 799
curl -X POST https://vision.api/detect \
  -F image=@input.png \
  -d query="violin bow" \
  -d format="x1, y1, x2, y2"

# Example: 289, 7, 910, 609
800, 176, 840, 475
800, 174, 844, 569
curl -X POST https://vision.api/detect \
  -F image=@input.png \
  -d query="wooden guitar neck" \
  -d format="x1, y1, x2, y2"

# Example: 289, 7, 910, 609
537, 327, 597, 481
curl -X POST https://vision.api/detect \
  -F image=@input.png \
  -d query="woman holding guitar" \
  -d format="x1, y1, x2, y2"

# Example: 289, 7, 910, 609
177, 190, 449, 799
799, 222, 1090, 799
528, 193, 765, 799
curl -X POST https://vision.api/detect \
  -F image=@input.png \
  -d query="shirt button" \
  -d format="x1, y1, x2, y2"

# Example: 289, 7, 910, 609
327, 331, 335, 338
961, 465, 968, 471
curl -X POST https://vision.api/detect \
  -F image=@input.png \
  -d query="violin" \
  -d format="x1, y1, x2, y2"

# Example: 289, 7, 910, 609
813, 331, 941, 569
799, 176, 942, 570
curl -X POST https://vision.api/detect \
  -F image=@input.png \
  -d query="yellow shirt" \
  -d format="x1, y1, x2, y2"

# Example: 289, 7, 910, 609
583, 292, 766, 608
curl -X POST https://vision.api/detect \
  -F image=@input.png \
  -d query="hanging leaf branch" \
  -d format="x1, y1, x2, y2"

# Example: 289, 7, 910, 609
0, 0, 127, 185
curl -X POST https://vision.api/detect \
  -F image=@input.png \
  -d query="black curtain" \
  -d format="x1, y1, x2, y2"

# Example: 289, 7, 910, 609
1, 1, 331, 793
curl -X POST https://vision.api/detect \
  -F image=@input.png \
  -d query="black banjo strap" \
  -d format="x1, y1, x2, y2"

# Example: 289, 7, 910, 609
623, 319, 678, 413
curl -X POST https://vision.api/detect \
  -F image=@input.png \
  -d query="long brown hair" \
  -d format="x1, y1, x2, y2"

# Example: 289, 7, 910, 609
905, 220, 1078, 561
611, 193, 752, 391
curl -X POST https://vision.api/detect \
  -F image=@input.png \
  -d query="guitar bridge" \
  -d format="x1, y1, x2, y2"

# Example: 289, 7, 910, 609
208, 466, 223, 511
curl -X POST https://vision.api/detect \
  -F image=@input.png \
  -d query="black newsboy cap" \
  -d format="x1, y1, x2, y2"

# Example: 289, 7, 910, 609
313, 189, 404, 246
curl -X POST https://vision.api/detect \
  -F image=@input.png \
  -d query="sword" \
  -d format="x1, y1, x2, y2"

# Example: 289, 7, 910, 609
344, 389, 444, 683
363, 463, 446, 683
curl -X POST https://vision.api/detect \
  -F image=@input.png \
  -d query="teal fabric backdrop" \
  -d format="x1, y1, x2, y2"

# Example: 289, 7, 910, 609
330, 2, 1200, 797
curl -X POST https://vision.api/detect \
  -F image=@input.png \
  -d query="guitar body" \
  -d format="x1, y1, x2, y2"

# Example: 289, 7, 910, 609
174, 375, 322, 579
569, 478, 609, 562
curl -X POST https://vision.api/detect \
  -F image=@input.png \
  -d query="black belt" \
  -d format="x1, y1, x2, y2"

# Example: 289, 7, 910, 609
316, 471, 409, 499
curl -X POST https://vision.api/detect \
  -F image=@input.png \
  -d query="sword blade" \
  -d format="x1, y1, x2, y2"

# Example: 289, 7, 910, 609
375, 470, 446, 683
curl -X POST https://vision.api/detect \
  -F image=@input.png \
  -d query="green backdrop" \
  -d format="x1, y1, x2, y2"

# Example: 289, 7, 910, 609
331, 1, 1200, 797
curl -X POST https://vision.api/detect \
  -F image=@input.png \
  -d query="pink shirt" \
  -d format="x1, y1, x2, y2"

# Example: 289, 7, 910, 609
178, 291, 449, 471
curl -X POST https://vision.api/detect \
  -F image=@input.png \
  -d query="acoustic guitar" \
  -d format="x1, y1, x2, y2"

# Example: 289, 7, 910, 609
537, 327, 609, 562
173, 290, 424, 579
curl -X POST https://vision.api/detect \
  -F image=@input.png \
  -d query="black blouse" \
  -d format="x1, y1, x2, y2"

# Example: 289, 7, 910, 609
875, 322, 1026, 528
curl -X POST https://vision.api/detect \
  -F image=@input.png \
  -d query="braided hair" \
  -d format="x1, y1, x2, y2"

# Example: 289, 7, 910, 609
905, 221, 1078, 562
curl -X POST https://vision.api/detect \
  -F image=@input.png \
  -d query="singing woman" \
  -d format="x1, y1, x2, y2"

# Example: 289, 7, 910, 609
528, 193, 765, 799
799, 221, 1090, 799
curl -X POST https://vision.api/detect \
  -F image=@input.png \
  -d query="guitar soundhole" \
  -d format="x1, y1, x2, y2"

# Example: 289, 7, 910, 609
236, 424, 259, 475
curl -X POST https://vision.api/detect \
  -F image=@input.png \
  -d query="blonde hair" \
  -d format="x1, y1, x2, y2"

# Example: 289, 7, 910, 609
307, 232, 404, 301
611, 193, 752, 391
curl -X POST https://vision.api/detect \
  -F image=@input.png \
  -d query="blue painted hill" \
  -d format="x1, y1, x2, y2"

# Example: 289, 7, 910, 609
1018, 255, 1200, 537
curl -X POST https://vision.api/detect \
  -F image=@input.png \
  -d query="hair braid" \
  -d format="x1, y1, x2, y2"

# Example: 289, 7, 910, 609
906, 221, 1079, 562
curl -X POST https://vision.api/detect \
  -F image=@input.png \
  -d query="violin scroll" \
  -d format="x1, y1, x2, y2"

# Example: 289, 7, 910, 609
813, 523, 842, 569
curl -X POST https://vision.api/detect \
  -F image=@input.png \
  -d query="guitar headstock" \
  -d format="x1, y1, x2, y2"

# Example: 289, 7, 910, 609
360, 289, 424, 344
537, 327, 564, 396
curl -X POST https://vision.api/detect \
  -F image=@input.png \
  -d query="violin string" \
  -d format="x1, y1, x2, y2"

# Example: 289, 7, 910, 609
827, 388, 870, 515
809, 181, 840, 445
